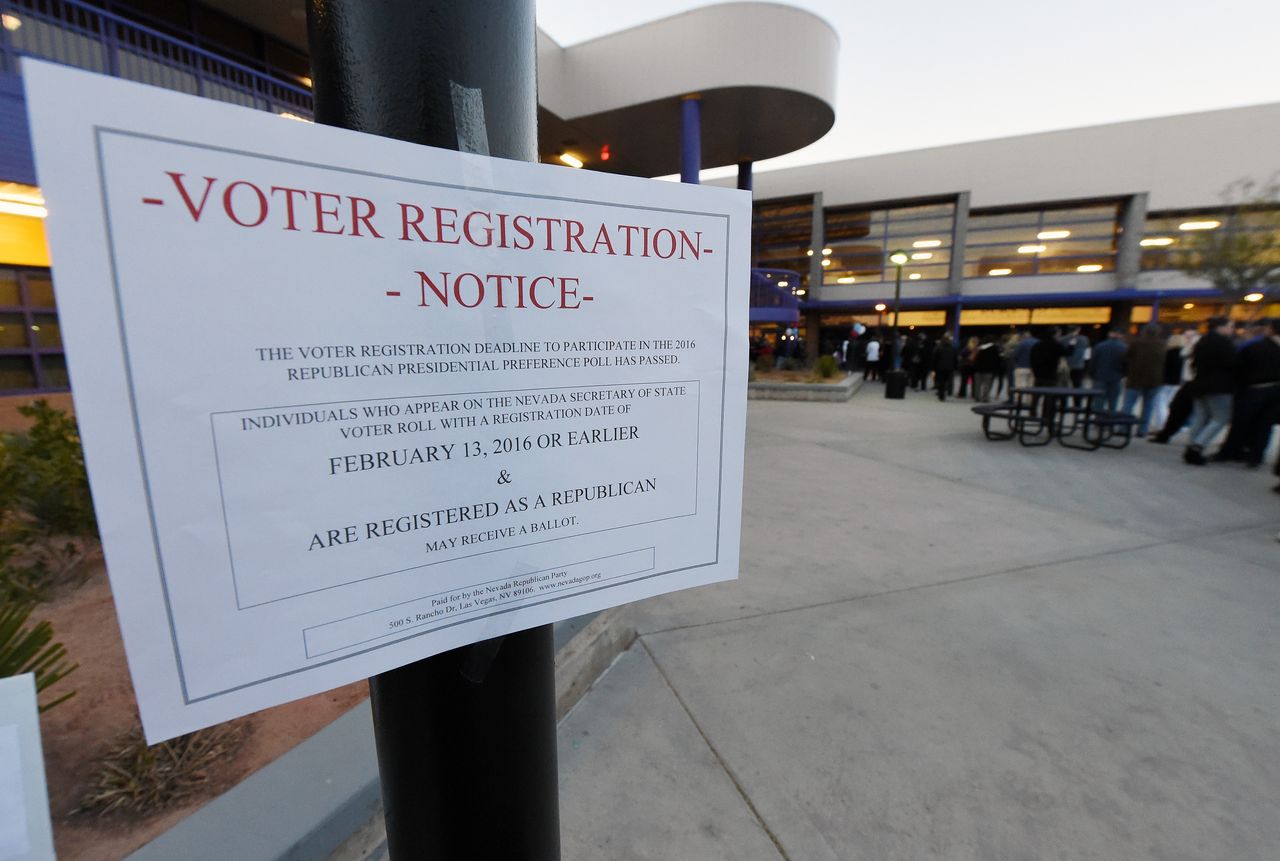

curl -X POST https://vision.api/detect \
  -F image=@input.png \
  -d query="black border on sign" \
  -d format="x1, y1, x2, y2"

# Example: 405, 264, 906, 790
91, 126, 735, 706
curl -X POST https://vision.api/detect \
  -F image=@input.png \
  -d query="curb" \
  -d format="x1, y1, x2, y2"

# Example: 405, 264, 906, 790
124, 610, 635, 861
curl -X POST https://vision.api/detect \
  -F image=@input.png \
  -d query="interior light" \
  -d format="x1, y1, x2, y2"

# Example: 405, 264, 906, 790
0, 200, 47, 218
807, 249, 814, 256
1, 13, 21, 30
1183, 303, 1195, 310
1038, 229, 1070, 240
298, 75, 312, 88
913, 239, 942, 248
1243, 292, 1265, 302
1076, 264, 1103, 273
777, 281, 789, 288
1140, 237, 1174, 247
278, 111, 312, 122
1179, 220, 1220, 231
910, 252, 932, 260
30, 325, 40, 331
988, 268, 1012, 276
1018, 245, 1046, 254
766, 273, 773, 278
796, 289, 807, 296
836, 276, 856, 284
874, 303, 887, 311
822, 248, 832, 256
559, 152, 584, 169
821, 258, 832, 267
909, 273, 921, 280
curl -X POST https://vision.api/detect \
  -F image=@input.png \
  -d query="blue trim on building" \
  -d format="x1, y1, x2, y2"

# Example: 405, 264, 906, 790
800, 287, 1225, 312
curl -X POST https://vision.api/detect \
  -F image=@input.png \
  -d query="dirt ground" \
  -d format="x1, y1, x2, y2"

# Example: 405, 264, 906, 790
36, 567, 369, 860
3, 396, 368, 859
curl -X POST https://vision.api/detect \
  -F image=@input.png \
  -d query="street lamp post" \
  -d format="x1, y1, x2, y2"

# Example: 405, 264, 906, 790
884, 250, 909, 399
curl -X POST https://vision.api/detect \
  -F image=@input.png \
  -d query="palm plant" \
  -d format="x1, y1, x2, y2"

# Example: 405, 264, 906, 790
0, 600, 78, 711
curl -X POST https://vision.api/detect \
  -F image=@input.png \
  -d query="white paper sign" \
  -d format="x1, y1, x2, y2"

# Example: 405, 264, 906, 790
22, 61, 748, 742
0, 676, 55, 861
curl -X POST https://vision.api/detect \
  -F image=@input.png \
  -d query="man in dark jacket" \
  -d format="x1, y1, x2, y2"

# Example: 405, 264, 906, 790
933, 333, 958, 401
1184, 316, 1238, 465
1215, 317, 1280, 465
1029, 326, 1069, 387
1122, 323, 1167, 437
1090, 328, 1128, 411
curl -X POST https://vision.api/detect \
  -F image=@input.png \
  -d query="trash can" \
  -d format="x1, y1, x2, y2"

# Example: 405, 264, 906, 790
884, 369, 908, 399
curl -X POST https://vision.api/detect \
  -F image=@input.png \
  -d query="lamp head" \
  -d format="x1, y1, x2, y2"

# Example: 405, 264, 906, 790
888, 250, 909, 266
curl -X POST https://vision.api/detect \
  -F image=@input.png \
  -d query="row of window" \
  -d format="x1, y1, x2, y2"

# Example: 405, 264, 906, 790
752, 197, 1280, 289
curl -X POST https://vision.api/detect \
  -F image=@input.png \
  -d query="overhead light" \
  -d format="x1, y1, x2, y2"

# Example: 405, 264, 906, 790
988, 268, 1012, 276
777, 281, 789, 288
874, 303, 887, 311
559, 152, 584, 168
278, 111, 312, 122
807, 249, 814, 256
1018, 245, 1046, 254
1140, 237, 1174, 247
836, 276, 856, 284
1077, 264, 1103, 273
821, 258, 832, 267
298, 75, 312, 88
30, 325, 40, 331
1243, 292, 1265, 302
913, 239, 942, 248
822, 248, 832, 256
888, 250, 909, 265
909, 273, 921, 280
1038, 229, 1070, 240
0, 200, 47, 218
796, 289, 807, 296
910, 252, 932, 260
1183, 303, 1195, 310
1, 13, 21, 30
1179, 220, 1219, 231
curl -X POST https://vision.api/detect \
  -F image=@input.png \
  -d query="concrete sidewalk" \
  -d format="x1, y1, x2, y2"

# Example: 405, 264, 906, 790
555, 387, 1280, 860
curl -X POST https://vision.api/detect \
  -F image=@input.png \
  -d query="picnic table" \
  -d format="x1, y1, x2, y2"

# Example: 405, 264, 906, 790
972, 386, 1140, 450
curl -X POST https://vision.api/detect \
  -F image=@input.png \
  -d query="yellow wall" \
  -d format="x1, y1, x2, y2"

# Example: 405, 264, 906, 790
0, 213, 51, 267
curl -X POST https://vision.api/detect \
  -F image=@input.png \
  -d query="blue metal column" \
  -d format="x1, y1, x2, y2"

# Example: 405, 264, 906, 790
737, 160, 752, 191
680, 95, 701, 184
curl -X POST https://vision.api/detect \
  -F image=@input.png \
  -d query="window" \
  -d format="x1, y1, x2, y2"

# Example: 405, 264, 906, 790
752, 196, 817, 288
1140, 206, 1280, 271
965, 202, 1120, 277
0, 267, 67, 394
822, 198, 957, 286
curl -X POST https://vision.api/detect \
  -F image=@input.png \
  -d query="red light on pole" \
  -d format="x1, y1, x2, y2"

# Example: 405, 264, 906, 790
600, 143, 610, 161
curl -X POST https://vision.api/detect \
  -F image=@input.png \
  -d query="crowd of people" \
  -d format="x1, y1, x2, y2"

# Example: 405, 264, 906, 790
844, 318, 1280, 489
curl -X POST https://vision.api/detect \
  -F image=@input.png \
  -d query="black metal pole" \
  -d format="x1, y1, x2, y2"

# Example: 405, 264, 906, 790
305, 3, 559, 859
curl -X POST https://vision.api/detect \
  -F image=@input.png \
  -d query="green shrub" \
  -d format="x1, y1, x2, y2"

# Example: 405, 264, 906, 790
4, 400, 97, 538
0, 400, 99, 601
0, 600, 77, 712
814, 355, 839, 378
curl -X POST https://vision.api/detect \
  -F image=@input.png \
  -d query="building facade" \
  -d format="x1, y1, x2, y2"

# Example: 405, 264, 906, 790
730, 104, 1280, 355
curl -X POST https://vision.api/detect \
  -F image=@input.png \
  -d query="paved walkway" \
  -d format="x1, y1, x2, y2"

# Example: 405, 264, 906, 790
557, 386, 1280, 860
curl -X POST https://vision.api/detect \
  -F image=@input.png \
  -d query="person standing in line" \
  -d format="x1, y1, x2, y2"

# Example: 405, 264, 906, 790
1152, 330, 1187, 431
1184, 316, 1238, 465
1060, 325, 1090, 389
1215, 318, 1280, 466
1011, 329, 1038, 391
863, 336, 881, 381
957, 336, 979, 398
1122, 323, 1167, 438
974, 337, 1002, 402
1030, 326, 1069, 387
998, 332, 1016, 399
1089, 327, 1129, 412
933, 332, 958, 401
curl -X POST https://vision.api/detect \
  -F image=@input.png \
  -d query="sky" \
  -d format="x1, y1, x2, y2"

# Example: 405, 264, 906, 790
536, 0, 1280, 179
